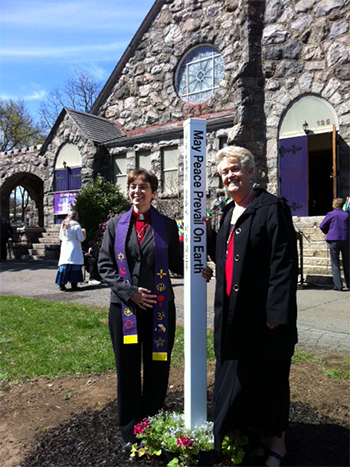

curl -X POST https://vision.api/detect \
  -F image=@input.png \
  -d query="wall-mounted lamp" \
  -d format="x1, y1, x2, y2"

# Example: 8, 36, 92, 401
303, 121, 309, 135
63, 161, 67, 169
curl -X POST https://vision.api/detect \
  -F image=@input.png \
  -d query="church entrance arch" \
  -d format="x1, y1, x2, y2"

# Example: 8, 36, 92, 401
278, 95, 339, 216
0, 172, 44, 227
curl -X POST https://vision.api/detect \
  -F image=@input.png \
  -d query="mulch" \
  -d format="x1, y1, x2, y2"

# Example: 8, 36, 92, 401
19, 387, 349, 467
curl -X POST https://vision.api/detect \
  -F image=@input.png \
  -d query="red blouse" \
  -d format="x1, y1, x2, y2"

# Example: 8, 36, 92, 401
132, 209, 151, 244
225, 226, 235, 296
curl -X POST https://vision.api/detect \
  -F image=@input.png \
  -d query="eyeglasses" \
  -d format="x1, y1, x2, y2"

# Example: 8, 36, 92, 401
129, 184, 152, 192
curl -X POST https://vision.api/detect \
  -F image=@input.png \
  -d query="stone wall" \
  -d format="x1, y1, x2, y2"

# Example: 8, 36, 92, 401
97, 0, 350, 200
42, 113, 101, 225
98, 0, 267, 197
263, 0, 350, 194
98, 0, 242, 127
98, 0, 266, 154
0, 112, 104, 228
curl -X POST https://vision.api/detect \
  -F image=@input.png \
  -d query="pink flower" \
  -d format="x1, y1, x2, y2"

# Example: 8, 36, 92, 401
176, 436, 194, 448
134, 418, 151, 435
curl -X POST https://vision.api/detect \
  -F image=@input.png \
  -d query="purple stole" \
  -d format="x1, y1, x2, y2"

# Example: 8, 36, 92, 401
115, 206, 169, 361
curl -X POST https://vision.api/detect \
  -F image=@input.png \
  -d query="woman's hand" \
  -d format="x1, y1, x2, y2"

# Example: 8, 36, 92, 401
202, 216, 213, 237
201, 266, 213, 282
266, 322, 279, 329
131, 287, 157, 310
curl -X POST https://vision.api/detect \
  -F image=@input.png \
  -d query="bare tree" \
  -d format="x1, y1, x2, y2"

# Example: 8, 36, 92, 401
39, 70, 102, 132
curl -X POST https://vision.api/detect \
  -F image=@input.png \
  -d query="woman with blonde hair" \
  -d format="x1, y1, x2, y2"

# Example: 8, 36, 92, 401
207, 146, 298, 466
55, 210, 86, 291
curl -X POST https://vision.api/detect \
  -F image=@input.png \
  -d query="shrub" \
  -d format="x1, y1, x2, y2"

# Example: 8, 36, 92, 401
73, 175, 130, 246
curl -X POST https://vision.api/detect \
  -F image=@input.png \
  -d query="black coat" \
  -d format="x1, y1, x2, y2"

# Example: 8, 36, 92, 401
208, 189, 298, 362
98, 210, 183, 305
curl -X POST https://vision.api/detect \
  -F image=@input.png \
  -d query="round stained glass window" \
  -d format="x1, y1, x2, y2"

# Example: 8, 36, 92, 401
175, 45, 225, 104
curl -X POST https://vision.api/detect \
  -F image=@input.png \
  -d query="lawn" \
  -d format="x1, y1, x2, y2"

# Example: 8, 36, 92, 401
0, 295, 215, 382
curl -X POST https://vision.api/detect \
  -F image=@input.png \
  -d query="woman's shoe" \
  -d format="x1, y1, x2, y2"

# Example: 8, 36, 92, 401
264, 450, 287, 466
121, 442, 133, 454
245, 442, 269, 466
59, 285, 67, 291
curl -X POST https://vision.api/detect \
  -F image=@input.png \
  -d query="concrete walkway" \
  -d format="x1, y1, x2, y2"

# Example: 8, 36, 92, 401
1, 259, 349, 354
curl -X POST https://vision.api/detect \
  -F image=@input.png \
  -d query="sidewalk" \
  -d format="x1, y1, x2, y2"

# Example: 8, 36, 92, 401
1, 259, 349, 354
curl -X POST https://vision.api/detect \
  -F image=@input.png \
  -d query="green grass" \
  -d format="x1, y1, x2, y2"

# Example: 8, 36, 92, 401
292, 348, 349, 380
0, 296, 215, 382
1, 296, 347, 383
324, 368, 349, 380
292, 348, 318, 363
0, 296, 115, 382
172, 326, 215, 369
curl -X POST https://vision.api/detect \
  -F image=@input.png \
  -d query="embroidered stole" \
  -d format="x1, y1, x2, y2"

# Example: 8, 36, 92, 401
115, 206, 169, 361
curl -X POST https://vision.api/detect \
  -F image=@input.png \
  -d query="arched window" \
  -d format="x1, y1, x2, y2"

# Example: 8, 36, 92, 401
175, 45, 224, 104
54, 143, 82, 192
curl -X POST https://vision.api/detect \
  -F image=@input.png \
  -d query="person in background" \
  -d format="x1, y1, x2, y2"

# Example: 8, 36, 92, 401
55, 211, 86, 291
83, 243, 101, 286
207, 146, 298, 467
98, 168, 206, 455
319, 198, 350, 291
0, 216, 13, 263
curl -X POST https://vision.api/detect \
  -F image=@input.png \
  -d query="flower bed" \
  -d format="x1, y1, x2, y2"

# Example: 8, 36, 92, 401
131, 410, 248, 466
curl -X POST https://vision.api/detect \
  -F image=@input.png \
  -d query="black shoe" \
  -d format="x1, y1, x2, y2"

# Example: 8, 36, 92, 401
246, 442, 269, 466
121, 442, 133, 454
59, 286, 67, 291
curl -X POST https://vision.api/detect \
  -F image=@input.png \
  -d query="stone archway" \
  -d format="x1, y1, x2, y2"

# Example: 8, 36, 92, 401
1, 172, 44, 227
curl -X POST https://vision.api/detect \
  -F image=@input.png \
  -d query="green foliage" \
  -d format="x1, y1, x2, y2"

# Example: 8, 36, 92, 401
73, 175, 130, 246
221, 432, 248, 465
0, 98, 45, 152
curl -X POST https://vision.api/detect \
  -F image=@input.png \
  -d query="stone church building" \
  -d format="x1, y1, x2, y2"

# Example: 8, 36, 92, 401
1, 0, 349, 230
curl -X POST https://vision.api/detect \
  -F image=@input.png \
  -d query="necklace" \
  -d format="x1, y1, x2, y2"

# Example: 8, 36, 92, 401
136, 222, 149, 240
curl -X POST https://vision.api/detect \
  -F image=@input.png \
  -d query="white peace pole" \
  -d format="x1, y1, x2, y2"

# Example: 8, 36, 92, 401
183, 118, 207, 428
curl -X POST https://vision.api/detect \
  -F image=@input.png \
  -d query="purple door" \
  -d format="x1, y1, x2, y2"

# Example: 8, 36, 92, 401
54, 168, 81, 192
55, 169, 68, 192
279, 137, 308, 216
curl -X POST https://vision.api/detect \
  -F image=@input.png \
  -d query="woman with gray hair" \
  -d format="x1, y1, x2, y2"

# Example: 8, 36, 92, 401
207, 146, 298, 466
55, 210, 86, 291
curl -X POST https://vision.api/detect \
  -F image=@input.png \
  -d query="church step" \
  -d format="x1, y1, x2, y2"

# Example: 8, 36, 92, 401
301, 257, 332, 267
36, 237, 61, 244
41, 231, 60, 238
304, 274, 334, 286
303, 248, 329, 261
302, 265, 333, 276
29, 244, 60, 252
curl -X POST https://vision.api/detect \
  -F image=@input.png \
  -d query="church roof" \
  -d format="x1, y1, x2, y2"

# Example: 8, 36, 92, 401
66, 108, 126, 143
